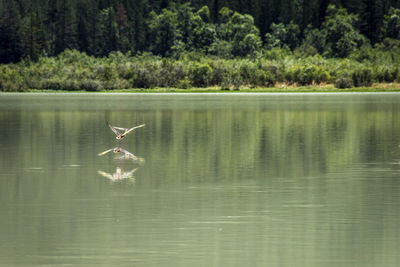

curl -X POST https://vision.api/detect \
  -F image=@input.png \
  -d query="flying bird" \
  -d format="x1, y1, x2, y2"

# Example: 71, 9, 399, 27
108, 123, 145, 140
98, 147, 125, 156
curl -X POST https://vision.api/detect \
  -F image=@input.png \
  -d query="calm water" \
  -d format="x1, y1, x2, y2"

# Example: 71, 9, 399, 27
1, 93, 400, 266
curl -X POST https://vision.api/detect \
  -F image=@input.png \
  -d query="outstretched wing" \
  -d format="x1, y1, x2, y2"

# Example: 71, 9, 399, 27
119, 147, 135, 157
97, 170, 113, 180
123, 168, 139, 178
122, 124, 146, 136
113, 126, 126, 131
98, 148, 114, 156
108, 123, 121, 137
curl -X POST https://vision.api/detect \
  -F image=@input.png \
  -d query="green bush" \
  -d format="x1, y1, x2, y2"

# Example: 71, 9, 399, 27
285, 64, 330, 85
208, 61, 228, 85
40, 79, 64, 90
189, 63, 212, 87
119, 65, 136, 80
40, 79, 81, 91
133, 68, 158, 88
79, 79, 103, 91
313, 66, 331, 84
102, 65, 115, 81
249, 69, 275, 87
334, 77, 353, 88
0, 80, 25, 91
285, 65, 312, 85
176, 76, 192, 89
24, 78, 41, 89
375, 66, 398, 83
352, 67, 373, 87
158, 60, 187, 87
221, 68, 243, 90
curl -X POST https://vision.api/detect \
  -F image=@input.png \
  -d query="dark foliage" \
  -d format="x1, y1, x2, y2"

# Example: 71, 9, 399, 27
1, 1, 400, 63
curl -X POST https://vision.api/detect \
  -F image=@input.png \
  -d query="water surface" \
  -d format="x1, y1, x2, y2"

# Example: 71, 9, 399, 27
1, 93, 400, 266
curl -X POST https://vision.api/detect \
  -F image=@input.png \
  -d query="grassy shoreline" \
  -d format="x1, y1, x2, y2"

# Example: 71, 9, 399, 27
9, 83, 399, 93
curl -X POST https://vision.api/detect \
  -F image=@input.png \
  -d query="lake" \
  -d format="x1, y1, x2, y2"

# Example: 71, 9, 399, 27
1, 93, 400, 266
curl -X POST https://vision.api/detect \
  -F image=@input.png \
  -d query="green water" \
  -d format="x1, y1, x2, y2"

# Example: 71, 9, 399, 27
1, 93, 400, 266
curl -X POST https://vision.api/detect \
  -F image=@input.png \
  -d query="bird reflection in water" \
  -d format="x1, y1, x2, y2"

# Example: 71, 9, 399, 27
97, 146, 144, 182
97, 167, 139, 182
98, 146, 145, 163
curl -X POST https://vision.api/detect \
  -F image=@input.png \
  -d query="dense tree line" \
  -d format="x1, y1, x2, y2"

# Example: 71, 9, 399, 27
1, 0, 400, 63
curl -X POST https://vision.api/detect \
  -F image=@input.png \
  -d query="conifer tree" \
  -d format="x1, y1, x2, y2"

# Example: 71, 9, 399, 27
21, 10, 46, 61
77, 0, 91, 54
54, 0, 77, 54
0, 0, 22, 63
115, 3, 130, 52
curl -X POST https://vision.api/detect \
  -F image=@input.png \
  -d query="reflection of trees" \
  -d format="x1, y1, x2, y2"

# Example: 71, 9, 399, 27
138, 104, 400, 185
2, 95, 400, 266
3, 95, 400, 185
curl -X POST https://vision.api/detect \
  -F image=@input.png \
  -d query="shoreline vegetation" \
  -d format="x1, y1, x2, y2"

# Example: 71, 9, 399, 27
1, 48, 400, 93
16, 83, 400, 93
6, 85, 400, 93
1, 3, 400, 92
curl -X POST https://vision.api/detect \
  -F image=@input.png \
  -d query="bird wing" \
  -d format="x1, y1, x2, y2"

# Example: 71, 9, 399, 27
113, 126, 126, 131
108, 123, 121, 136
122, 124, 146, 136
123, 168, 139, 178
119, 147, 135, 157
97, 170, 113, 180
98, 148, 114, 156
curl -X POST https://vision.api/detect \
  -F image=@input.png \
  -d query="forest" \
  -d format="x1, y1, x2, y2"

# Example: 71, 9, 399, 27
1, 0, 400, 91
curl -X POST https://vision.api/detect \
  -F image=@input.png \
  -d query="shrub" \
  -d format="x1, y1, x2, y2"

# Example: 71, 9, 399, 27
189, 62, 212, 87
133, 68, 158, 88
208, 61, 228, 85
24, 78, 41, 90
176, 76, 192, 89
40, 79, 81, 91
312, 66, 331, 84
40, 79, 63, 90
285, 64, 330, 85
119, 65, 136, 80
396, 68, 400, 82
79, 79, 103, 91
285, 65, 312, 85
352, 67, 373, 87
334, 77, 353, 88
158, 60, 187, 87
375, 66, 397, 83
221, 68, 243, 90
238, 61, 254, 82
249, 69, 275, 87
102, 65, 115, 81
0, 80, 25, 91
